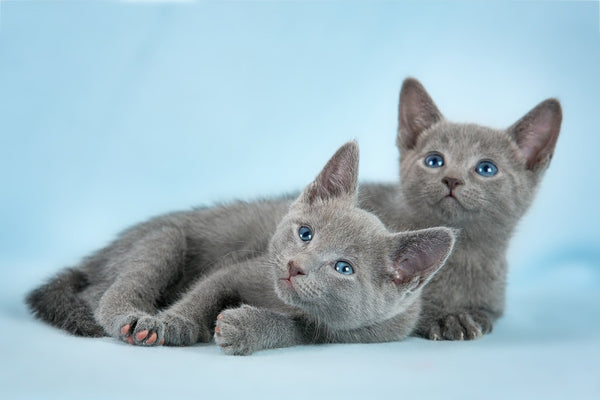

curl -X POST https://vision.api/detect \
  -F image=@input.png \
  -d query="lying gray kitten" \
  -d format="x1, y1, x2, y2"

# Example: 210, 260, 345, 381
360, 78, 562, 340
29, 78, 560, 343
27, 142, 455, 354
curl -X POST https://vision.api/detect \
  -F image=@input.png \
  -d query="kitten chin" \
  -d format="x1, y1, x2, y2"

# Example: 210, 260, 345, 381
425, 193, 485, 224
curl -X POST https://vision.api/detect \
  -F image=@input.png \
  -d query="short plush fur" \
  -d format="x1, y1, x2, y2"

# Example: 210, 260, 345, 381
359, 78, 562, 339
28, 78, 561, 343
27, 142, 455, 354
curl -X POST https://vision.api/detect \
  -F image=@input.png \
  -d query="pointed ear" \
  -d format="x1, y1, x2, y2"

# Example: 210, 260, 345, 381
389, 227, 456, 291
299, 141, 359, 205
507, 98, 562, 171
397, 78, 443, 151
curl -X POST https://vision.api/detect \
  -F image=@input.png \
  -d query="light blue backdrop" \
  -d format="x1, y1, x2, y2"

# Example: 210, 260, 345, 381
1, 1, 598, 399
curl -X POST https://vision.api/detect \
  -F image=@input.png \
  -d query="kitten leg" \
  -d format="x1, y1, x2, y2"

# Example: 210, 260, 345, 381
214, 305, 306, 355
130, 268, 243, 346
94, 226, 187, 345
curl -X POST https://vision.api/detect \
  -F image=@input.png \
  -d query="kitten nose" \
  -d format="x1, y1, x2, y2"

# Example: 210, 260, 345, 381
287, 260, 306, 277
442, 177, 463, 191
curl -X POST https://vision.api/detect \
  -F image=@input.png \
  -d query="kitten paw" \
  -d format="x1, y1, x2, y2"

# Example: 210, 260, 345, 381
158, 312, 205, 346
115, 313, 203, 346
425, 310, 492, 341
130, 316, 166, 346
116, 315, 166, 346
214, 305, 260, 356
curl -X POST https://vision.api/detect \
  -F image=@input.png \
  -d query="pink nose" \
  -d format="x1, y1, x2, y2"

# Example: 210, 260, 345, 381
287, 260, 306, 277
442, 177, 463, 191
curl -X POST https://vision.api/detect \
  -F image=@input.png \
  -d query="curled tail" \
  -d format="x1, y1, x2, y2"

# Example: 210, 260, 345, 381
26, 268, 105, 337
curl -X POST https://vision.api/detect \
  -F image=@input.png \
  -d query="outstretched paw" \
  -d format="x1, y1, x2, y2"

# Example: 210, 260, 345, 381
115, 312, 203, 347
117, 315, 166, 346
425, 310, 492, 341
158, 312, 205, 346
214, 305, 260, 356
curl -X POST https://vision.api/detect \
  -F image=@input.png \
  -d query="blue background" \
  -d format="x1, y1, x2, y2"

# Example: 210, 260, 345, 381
1, 1, 599, 399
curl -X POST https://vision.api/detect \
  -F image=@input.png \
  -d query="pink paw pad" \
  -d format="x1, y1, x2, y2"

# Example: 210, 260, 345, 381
121, 324, 131, 336
146, 332, 158, 345
135, 330, 149, 341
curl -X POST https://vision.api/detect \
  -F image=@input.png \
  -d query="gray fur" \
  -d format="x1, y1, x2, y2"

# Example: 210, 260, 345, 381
27, 268, 104, 337
27, 78, 561, 344
27, 142, 455, 354
359, 78, 562, 340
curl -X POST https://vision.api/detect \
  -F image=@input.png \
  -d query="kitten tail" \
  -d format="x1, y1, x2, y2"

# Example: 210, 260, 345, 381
26, 268, 105, 337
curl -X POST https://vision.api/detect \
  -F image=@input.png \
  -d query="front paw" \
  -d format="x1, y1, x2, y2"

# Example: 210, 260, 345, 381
158, 312, 208, 346
425, 311, 493, 341
116, 313, 204, 346
214, 305, 260, 356
116, 314, 165, 346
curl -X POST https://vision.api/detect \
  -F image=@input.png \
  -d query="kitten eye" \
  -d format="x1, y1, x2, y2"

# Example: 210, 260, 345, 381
424, 153, 444, 168
298, 226, 313, 242
334, 261, 354, 275
475, 160, 498, 177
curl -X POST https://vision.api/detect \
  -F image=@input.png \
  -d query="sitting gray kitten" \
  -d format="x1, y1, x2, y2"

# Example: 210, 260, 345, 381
359, 78, 562, 340
27, 142, 455, 354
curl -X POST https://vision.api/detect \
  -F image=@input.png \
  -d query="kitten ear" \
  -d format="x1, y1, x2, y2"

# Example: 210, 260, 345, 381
388, 227, 456, 291
397, 78, 444, 151
507, 98, 562, 171
299, 141, 359, 205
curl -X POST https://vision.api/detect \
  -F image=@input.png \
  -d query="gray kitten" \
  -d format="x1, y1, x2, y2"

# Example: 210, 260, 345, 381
28, 78, 561, 343
27, 142, 455, 354
359, 78, 562, 340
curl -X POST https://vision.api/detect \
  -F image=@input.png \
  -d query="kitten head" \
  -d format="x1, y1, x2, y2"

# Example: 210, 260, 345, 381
397, 78, 562, 227
269, 142, 456, 330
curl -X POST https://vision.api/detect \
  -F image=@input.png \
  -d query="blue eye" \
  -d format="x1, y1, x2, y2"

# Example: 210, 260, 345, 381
334, 261, 354, 275
424, 153, 444, 168
475, 160, 498, 177
298, 226, 313, 242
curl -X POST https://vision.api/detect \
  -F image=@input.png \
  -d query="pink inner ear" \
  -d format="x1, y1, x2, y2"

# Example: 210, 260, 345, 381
392, 256, 426, 287
512, 99, 562, 170
392, 248, 440, 288
518, 108, 557, 167
398, 79, 442, 149
390, 229, 454, 288
304, 141, 359, 204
